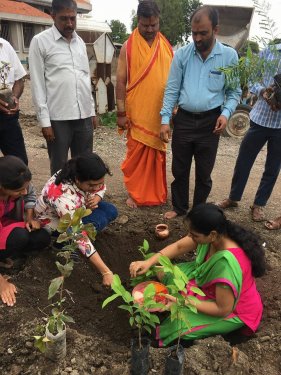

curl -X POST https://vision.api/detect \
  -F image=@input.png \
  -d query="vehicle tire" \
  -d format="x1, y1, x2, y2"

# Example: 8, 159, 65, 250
223, 104, 251, 138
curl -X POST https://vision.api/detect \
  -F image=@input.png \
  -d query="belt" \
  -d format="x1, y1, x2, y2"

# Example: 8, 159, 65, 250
178, 106, 221, 118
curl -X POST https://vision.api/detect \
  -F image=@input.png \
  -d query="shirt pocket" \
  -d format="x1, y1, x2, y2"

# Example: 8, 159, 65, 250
208, 70, 224, 92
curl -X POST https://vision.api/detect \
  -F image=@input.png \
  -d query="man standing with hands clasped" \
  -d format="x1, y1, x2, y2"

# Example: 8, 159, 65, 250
160, 5, 241, 219
29, 0, 96, 175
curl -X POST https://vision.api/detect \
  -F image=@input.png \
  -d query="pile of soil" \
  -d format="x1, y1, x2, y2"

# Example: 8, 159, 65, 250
0, 81, 280, 374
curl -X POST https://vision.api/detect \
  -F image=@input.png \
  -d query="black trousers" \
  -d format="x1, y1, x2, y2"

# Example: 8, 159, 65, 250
0, 111, 28, 165
0, 227, 51, 260
171, 108, 220, 215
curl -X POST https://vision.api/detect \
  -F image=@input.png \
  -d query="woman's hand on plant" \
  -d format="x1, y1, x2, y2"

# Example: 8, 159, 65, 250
129, 261, 150, 277
102, 271, 113, 287
0, 275, 17, 307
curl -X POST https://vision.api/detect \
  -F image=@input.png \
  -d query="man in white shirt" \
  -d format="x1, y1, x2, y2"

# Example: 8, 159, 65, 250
29, 0, 96, 175
0, 37, 28, 165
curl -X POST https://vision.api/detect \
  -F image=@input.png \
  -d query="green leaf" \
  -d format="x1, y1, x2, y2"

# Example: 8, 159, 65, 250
55, 260, 74, 278
34, 336, 47, 353
143, 284, 156, 300
129, 316, 135, 326
48, 276, 64, 299
142, 239, 149, 251
118, 305, 133, 314
190, 286, 205, 296
71, 208, 85, 226
102, 293, 119, 308
174, 279, 185, 291
61, 314, 75, 323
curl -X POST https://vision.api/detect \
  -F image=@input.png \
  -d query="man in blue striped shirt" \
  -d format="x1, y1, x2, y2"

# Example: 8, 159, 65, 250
160, 5, 241, 219
218, 43, 281, 221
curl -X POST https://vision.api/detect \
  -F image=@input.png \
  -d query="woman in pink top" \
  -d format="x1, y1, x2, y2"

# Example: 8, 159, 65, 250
0, 156, 51, 306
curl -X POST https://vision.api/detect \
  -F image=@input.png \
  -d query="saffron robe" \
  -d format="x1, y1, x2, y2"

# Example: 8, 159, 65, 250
121, 29, 173, 205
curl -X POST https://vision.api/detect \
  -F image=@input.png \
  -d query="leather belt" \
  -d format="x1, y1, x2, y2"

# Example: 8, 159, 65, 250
178, 106, 221, 118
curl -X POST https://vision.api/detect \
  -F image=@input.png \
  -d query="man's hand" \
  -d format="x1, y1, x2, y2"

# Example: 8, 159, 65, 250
0, 96, 19, 115
42, 127, 55, 142
117, 115, 130, 131
213, 115, 227, 135
263, 88, 281, 112
160, 124, 171, 143
92, 116, 98, 129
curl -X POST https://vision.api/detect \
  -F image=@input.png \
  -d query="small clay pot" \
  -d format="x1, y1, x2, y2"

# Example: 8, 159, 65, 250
155, 224, 169, 240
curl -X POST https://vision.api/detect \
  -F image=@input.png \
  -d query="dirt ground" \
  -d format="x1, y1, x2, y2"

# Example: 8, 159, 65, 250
0, 80, 281, 375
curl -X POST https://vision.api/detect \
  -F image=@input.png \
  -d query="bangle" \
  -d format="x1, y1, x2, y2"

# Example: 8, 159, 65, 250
117, 111, 126, 117
101, 271, 113, 277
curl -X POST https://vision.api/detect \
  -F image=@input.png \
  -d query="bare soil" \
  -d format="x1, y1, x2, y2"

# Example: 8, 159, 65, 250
0, 80, 280, 375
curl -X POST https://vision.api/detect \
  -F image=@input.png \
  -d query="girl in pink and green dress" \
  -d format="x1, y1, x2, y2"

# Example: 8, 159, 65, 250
130, 203, 265, 346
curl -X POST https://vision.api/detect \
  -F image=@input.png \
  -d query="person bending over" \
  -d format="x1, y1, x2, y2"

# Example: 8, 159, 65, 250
0, 156, 51, 306
36, 153, 118, 286
130, 203, 265, 346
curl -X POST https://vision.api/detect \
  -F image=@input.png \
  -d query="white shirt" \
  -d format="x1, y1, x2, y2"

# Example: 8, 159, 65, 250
0, 38, 26, 88
29, 25, 95, 127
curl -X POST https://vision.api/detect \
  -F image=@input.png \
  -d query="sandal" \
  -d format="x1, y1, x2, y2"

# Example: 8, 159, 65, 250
250, 205, 265, 222
264, 217, 281, 230
216, 198, 238, 209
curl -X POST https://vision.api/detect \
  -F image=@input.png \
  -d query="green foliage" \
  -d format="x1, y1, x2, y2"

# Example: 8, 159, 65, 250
34, 208, 96, 353
109, 20, 128, 44
130, 0, 202, 45
102, 274, 163, 348
219, 45, 280, 95
99, 112, 117, 129
130, 240, 159, 287
0, 61, 11, 89
158, 255, 204, 353
253, 0, 279, 46
239, 40, 260, 57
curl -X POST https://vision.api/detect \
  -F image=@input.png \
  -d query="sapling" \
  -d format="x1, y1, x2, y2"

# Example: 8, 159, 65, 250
219, 45, 280, 96
158, 255, 205, 355
34, 208, 96, 354
102, 274, 164, 349
0, 61, 11, 90
0, 60, 16, 109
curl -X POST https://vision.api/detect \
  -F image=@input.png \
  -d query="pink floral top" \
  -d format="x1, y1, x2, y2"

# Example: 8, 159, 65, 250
35, 173, 106, 231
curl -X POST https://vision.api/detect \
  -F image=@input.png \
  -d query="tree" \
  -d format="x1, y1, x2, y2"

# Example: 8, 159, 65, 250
130, 0, 202, 46
109, 20, 128, 44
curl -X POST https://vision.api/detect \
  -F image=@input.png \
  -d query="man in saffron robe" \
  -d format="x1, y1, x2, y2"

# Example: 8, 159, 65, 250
116, 0, 173, 208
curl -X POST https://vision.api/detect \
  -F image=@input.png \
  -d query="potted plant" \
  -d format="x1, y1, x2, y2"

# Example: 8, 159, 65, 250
102, 274, 164, 375
158, 256, 205, 375
34, 208, 96, 361
0, 60, 16, 109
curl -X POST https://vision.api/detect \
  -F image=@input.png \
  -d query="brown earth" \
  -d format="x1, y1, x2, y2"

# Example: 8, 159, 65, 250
0, 80, 281, 375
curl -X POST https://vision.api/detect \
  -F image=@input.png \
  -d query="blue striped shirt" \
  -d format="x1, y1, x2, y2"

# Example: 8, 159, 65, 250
160, 41, 241, 124
250, 44, 281, 129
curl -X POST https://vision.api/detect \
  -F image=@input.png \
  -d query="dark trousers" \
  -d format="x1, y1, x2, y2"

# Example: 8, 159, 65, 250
229, 121, 281, 206
82, 201, 118, 231
171, 108, 220, 215
0, 227, 51, 259
48, 117, 93, 175
0, 111, 28, 165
